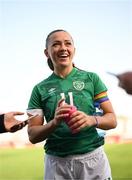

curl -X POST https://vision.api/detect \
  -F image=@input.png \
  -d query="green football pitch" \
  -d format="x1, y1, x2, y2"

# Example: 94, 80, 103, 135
0, 143, 132, 180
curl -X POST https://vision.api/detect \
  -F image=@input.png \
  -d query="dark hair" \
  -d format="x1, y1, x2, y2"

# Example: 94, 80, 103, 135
45, 29, 68, 48
47, 58, 54, 71
45, 29, 74, 71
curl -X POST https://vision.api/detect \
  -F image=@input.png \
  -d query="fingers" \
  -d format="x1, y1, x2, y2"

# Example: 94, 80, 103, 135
22, 120, 28, 126
67, 112, 83, 127
10, 121, 27, 132
57, 98, 72, 107
56, 99, 72, 117
57, 98, 65, 107
12, 112, 24, 116
55, 113, 69, 120
66, 111, 91, 134
10, 123, 22, 132
55, 107, 70, 120
54, 98, 74, 125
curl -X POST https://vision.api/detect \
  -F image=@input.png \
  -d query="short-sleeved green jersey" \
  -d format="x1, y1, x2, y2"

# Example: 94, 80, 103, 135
28, 68, 107, 157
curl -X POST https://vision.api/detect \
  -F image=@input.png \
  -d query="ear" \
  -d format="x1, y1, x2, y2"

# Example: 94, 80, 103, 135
44, 49, 49, 58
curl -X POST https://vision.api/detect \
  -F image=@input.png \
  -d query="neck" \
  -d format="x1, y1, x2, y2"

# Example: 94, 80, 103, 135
54, 65, 73, 78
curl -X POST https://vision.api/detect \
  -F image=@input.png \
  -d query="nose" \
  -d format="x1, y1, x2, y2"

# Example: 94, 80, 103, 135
60, 43, 67, 50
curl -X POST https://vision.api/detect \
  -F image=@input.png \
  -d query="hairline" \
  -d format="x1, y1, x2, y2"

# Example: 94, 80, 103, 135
45, 29, 73, 48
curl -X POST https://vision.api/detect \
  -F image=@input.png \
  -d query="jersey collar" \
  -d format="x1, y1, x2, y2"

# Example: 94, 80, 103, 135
52, 67, 77, 80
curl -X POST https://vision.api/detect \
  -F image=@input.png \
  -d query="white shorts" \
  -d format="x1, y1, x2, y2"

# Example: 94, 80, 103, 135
44, 146, 112, 180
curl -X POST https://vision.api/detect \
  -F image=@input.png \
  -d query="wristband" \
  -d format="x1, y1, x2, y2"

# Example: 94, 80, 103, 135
94, 116, 99, 127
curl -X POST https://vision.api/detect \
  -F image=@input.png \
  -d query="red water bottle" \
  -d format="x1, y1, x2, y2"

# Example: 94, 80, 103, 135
64, 106, 77, 123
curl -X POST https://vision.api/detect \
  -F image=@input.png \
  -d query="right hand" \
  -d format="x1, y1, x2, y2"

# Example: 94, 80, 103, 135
53, 99, 72, 126
4, 111, 26, 133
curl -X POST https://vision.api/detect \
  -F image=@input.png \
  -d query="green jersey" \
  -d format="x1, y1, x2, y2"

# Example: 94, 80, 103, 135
28, 68, 108, 157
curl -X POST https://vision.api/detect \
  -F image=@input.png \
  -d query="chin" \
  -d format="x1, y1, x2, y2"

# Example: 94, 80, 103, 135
60, 62, 70, 67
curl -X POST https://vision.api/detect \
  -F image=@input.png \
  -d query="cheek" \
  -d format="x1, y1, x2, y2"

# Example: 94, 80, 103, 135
71, 49, 75, 57
70, 52, 75, 59
50, 49, 58, 56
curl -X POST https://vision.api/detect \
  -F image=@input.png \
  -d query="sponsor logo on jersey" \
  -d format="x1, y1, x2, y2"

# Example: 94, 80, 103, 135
73, 81, 85, 91
48, 88, 56, 94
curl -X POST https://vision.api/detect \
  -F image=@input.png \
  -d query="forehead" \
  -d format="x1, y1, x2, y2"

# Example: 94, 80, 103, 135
48, 31, 73, 43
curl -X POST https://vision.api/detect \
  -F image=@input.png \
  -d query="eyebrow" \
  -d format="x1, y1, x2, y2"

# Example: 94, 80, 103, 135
53, 40, 73, 45
53, 40, 72, 42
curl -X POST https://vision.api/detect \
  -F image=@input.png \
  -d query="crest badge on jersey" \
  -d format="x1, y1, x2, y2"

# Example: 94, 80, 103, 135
73, 81, 85, 91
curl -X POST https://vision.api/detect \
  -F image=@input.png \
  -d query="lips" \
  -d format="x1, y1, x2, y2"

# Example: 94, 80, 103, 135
58, 54, 69, 58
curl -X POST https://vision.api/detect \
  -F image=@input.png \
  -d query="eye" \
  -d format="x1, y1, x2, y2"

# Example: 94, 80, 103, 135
52, 43, 59, 47
65, 41, 72, 46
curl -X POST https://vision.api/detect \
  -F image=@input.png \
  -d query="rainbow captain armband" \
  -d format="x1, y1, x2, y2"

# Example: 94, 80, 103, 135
94, 91, 109, 104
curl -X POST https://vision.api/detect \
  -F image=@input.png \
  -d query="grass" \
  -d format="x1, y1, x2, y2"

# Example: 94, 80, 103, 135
0, 143, 132, 180
105, 143, 132, 180
0, 147, 44, 180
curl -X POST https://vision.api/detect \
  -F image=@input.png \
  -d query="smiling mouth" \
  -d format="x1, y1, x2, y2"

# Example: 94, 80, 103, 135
58, 55, 69, 58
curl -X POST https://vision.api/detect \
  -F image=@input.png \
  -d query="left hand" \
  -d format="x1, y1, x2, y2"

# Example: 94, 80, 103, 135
67, 110, 94, 134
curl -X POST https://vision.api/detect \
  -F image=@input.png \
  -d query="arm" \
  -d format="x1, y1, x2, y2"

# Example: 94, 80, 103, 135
93, 100, 117, 129
28, 99, 72, 144
27, 115, 57, 144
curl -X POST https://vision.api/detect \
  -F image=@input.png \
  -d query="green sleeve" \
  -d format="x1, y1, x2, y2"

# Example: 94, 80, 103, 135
27, 85, 42, 109
91, 73, 107, 95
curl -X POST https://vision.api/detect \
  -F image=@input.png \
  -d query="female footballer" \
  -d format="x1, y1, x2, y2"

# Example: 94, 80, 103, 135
27, 29, 117, 180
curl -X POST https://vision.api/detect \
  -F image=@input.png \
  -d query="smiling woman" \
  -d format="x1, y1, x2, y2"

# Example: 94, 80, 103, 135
26, 29, 117, 180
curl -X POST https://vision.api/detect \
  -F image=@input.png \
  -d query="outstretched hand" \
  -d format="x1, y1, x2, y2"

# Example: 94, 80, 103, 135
4, 112, 27, 133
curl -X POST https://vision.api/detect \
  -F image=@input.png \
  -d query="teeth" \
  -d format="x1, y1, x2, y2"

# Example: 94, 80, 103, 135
59, 55, 68, 57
